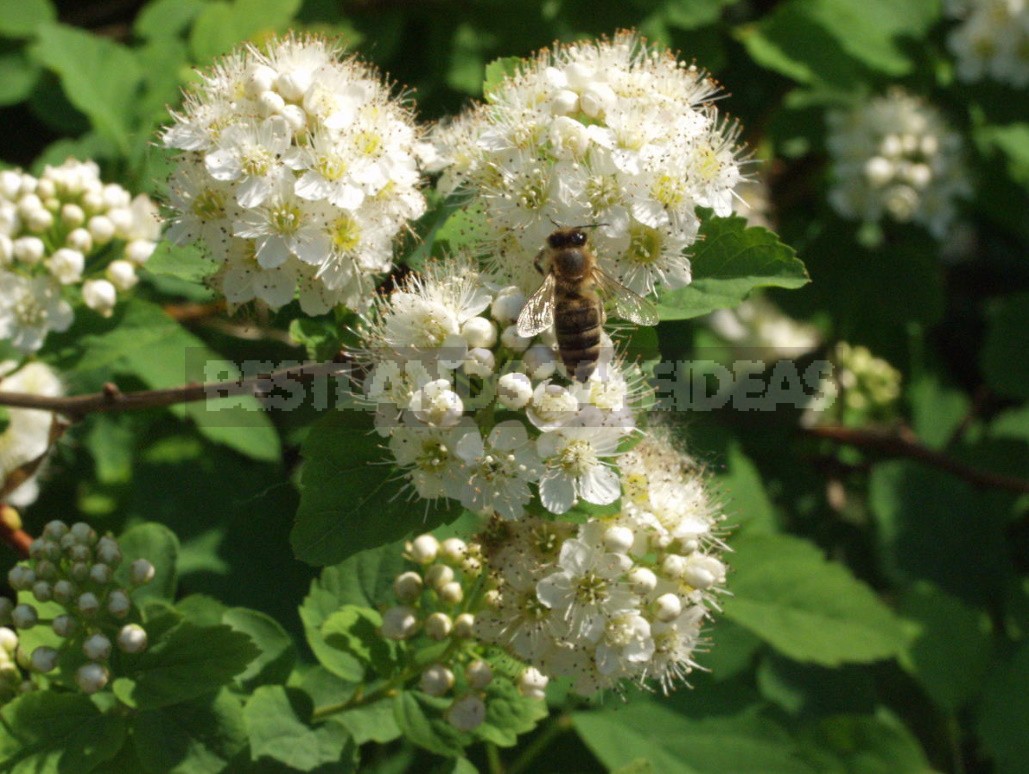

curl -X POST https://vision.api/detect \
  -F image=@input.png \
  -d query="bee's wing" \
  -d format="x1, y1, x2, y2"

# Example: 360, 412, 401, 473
517, 273, 557, 337
593, 268, 660, 326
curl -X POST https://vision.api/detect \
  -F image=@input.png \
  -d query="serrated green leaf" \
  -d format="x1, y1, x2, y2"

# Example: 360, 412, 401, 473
243, 686, 355, 772
393, 691, 468, 757
798, 712, 933, 773
657, 215, 808, 321
292, 410, 463, 565
483, 56, 523, 101
977, 643, 1029, 774
113, 622, 259, 709
473, 678, 548, 747
131, 690, 247, 774
723, 533, 910, 666
30, 24, 142, 152
222, 607, 297, 690
115, 522, 180, 605
0, 0, 55, 38
982, 292, 1029, 399
321, 605, 399, 680
333, 699, 402, 745
0, 692, 126, 773
573, 700, 816, 773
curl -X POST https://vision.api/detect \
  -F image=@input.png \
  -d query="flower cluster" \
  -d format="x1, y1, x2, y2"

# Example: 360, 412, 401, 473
0, 160, 159, 352
0, 361, 63, 508
706, 296, 821, 363
946, 0, 1029, 87
358, 258, 648, 519
0, 520, 153, 698
426, 32, 748, 296
163, 34, 426, 315
826, 89, 970, 239
380, 534, 547, 732
803, 342, 901, 426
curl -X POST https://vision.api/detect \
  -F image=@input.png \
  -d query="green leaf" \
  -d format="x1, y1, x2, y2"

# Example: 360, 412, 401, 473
143, 243, 217, 284
189, 0, 302, 64
975, 123, 1029, 184
130, 690, 247, 774
715, 443, 779, 536
474, 678, 548, 747
321, 605, 398, 679
222, 607, 297, 690
663, 0, 738, 30
483, 56, 522, 101
243, 686, 355, 772
292, 410, 463, 565
134, 0, 205, 39
756, 655, 876, 717
898, 583, 992, 712
977, 643, 1029, 774
334, 699, 402, 745
393, 691, 468, 757
657, 215, 808, 321
299, 543, 405, 682
0, 51, 39, 105
573, 700, 816, 773
982, 292, 1029, 399
113, 622, 259, 709
0, 692, 126, 773
798, 712, 933, 773
0, 0, 55, 38
30, 23, 142, 152
722, 533, 910, 666
114, 522, 180, 605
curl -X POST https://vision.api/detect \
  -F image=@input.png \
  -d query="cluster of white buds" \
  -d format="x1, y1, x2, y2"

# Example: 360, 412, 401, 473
705, 296, 822, 363
474, 428, 726, 695
826, 89, 970, 240
0, 627, 29, 700
425, 32, 748, 297
0, 520, 153, 697
803, 342, 901, 427
381, 533, 546, 731
358, 258, 650, 519
162, 34, 426, 315
0, 159, 159, 352
946, 0, 1029, 87
0, 361, 63, 507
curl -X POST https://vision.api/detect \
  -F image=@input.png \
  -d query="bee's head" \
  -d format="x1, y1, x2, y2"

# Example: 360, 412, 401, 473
547, 228, 588, 249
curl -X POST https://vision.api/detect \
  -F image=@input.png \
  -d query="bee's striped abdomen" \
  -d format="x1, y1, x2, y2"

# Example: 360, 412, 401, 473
554, 285, 603, 381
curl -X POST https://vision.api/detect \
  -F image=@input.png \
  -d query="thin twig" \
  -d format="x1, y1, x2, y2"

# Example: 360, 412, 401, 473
0, 362, 353, 423
0, 506, 32, 559
803, 425, 1029, 495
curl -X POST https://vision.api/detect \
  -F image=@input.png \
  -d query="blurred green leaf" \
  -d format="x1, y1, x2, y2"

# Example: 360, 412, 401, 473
474, 678, 549, 747
0, 692, 126, 773
243, 686, 355, 772
115, 522, 180, 605
483, 56, 523, 101
716, 443, 779, 535
189, 0, 302, 64
723, 533, 910, 666
975, 123, 1029, 184
797, 712, 933, 773
978, 644, 1029, 774
657, 215, 809, 320
135, 0, 206, 40
663, 0, 737, 30
130, 690, 246, 774
143, 243, 218, 284
293, 410, 463, 565
982, 292, 1029, 399
0, 50, 39, 105
756, 655, 877, 717
30, 24, 142, 152
0, 0, 55, 38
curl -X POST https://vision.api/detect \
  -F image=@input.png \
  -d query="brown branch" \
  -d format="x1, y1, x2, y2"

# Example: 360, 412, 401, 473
803, 425, 1029, 495
0, 505, 32, 559
0, 362, 353, 423
162, 300, 226, 323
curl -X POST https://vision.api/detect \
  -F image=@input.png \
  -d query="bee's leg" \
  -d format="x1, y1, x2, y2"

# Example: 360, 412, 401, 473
533, 249, 546, 274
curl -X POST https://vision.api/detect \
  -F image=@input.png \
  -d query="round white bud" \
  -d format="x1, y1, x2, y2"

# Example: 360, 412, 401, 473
107, 590, 131, 618
8, 566, 35, 590
77, 592, 101, 617
447, 695, 487, 731
497, 372, 533, 410
466, 660, 493, 690
0, 627, 17, 653
463, 347, 495, 378
89, 564, 112, 585
48, 248, 84, 284
87, 215, 115, 244
105, 260, 138, 291
43, 520, 68, 539
424, 612, 453, 641
82, 633, 112, 661
439, 581, 464, 605
276, 68, 313, 101
661, 554, 687, 579
31, 581, 52, 603
125, 239, 156, 264
380, 606, 419, 640
70, 522, 97, 543
52, 580, 76, 604
60, 203, 85, 228
551, 88, 580, 115
440, 538, 467, 562
420, 664, 455, 696
408, 534, 440, 565
52, 615, 76, 638
393, 571, 423, 603
453, 613, 475, 639
129, 559, 155, 586
25, 206, 54, 232
279, 105, 307, 133
460, 317, 497, 349
30, 647, 59, 673
628, 567, 658, 594
491, 287, 526, 323
65, 227, 92, 253
603, 526, 635, 554
683, 554, 726, 590
653, 593, 683, 622
500, 325, 532, 353
518, 666, 549, 699
12, 236, 45, 264
95, 537, 121, 566
245, 64, 278, 95
410, 380, 464, 427
75, 663, 109, 693
82, 280, 117, 317
11, 605, 37, 629
116, 624, 148, 654
522, 345, 557, 380
425, 564, 455, 591
258, 89, 287, 116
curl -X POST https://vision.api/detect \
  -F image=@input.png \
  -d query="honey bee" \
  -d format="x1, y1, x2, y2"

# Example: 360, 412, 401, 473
517, 227, 659, 381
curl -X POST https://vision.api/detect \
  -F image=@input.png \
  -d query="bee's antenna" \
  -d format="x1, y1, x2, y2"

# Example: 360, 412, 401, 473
569, 222, 607, 230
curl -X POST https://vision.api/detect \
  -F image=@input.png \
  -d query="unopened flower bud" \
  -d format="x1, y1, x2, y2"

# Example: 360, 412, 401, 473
30, 646, 58, 673
447, 694, 486, 731
106, 260, 138, 291
440, 538, 467, 563
31, 581, 52, 603
491, 287, 526, 323
11, 605, 37, 629
463, 347, 495, 378
8, 566, 35, 590
61, 203, 85, 227
500, 325, 532, 353
497, 372, 533, 410
420, 664, 454, 696
523, 344, 556, 380
70, 563, 90, 582
129, 559, 155, 586
518, 666, 549, 699
653, 593, 683, 622
393, 571, 423, 603
82, 280, 117, 317
87, 215, 115, 244
381, 606, 418, 640
425, 564, 454, 591
107, 590, 131, 618
424, 612, 453, 641
82, 633, 112, 661
0, 627, 17, 653
408, 535, 439, 565
683, 554, 725, 590
466, 660, 493, 689
628, 567, 658, 594
52, 615, 76, 638
453, 613, 475, 639
603, 526, 635, 554
116, 624, 148, 654
43, 520, 68, 540
125, 239, 156, 264
95, 538, 121, 566
439, 581, 464, 605
52, 580, 76, 604
77, 592, 100, 617
12, 236, 44, 264
661, 554, 687, 579
89, 564, 112, 585
48, 248, 84, 284
461, 317, 497, 349
75, 663, 109, 693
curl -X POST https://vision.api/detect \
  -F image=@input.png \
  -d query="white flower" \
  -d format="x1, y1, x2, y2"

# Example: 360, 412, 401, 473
408, 379, 465, 427
0, 361, 62, 507
452, 421, 540, 520
232, 183, 330, 269
205, 117, 292, 208
537, 424, 623, 513
946, 0, 1029, 87
389, 423, 470, 500
0, 275, 73, 353
215, 239, 298, 311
